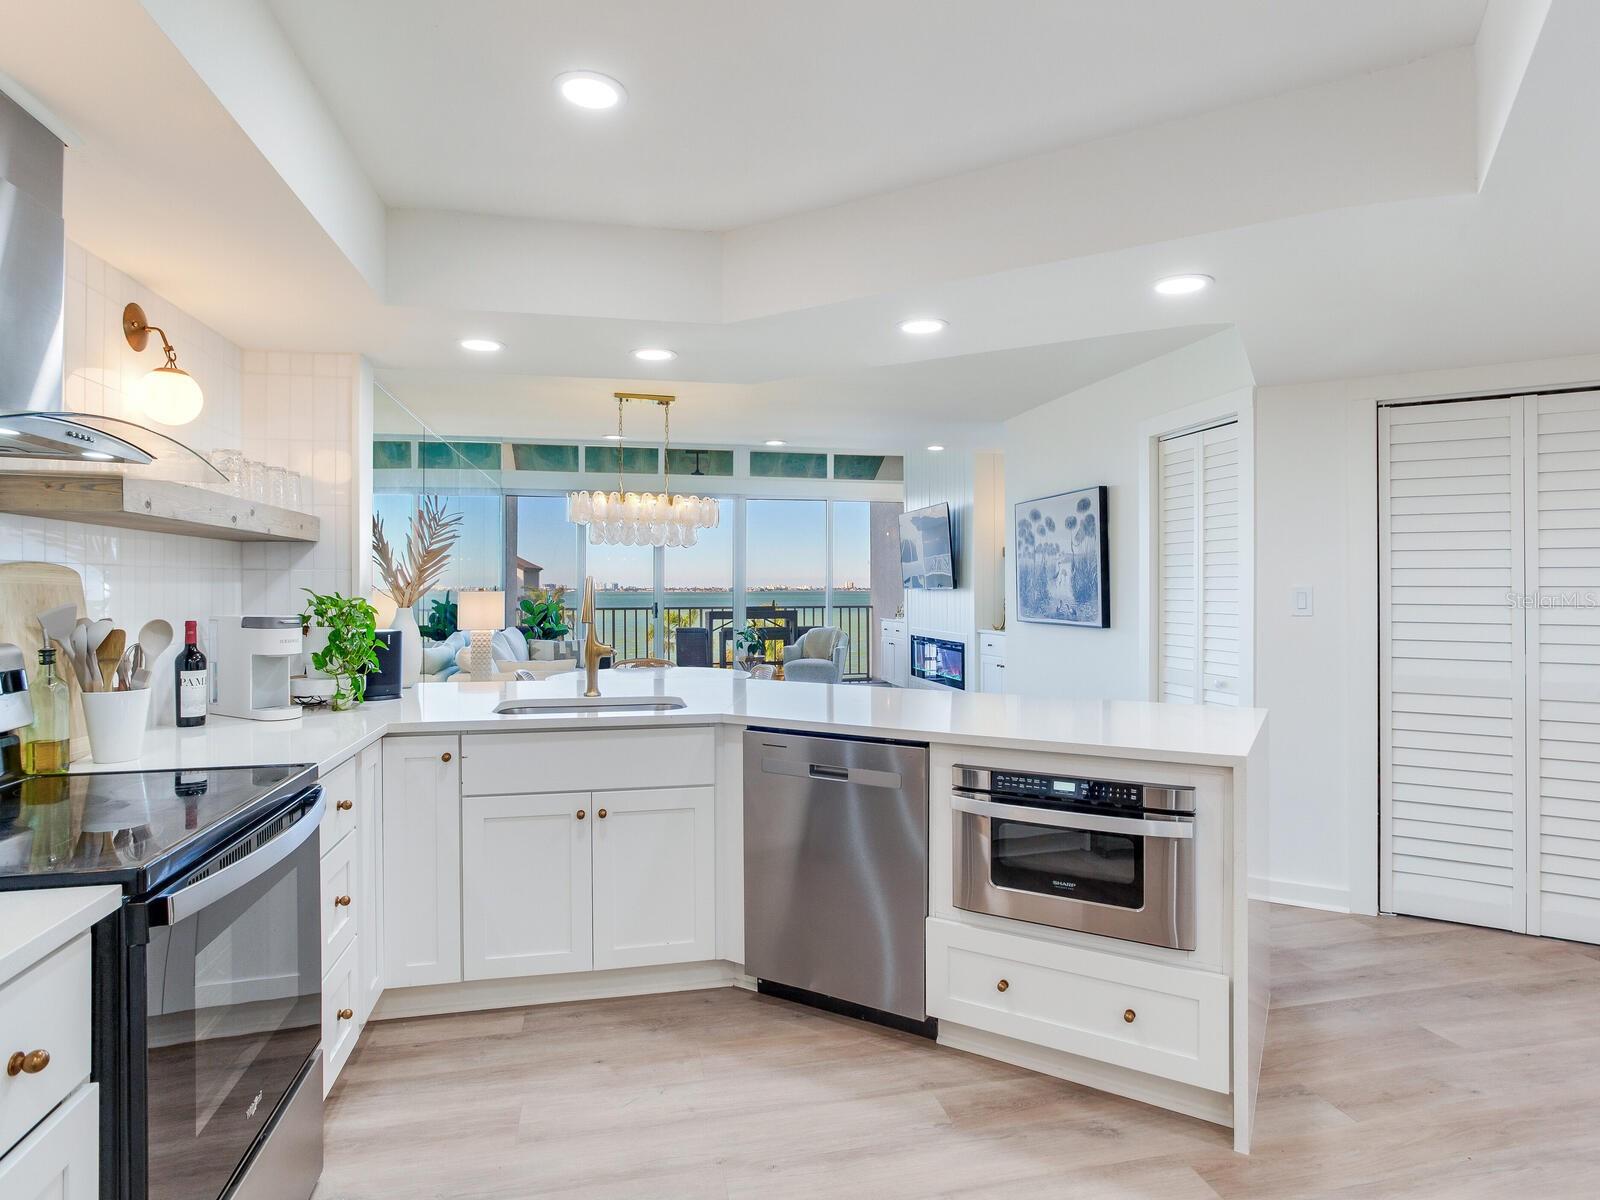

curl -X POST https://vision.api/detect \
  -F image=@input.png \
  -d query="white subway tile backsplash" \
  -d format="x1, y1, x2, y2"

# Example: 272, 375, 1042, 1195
0, 243, 362, 733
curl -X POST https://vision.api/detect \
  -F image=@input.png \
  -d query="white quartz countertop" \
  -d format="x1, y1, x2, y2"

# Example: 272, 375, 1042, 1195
0, 885, 121, 982
71, 668, 1266, 778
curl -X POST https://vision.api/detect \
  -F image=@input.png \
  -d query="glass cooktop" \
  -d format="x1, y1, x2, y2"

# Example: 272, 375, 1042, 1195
0, 764, 316, 894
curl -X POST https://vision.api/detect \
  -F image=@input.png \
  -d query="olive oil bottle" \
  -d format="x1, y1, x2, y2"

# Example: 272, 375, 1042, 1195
21, 648, 70, 774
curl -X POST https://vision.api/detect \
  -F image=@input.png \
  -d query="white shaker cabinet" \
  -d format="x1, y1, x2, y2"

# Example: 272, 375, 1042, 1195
462, 791, 593, 980
382, 735, 462, 987
356, 742, 385, 1022
0, 1081, 97, 1200
592, 787, 716, 970
879, 618, 908, 687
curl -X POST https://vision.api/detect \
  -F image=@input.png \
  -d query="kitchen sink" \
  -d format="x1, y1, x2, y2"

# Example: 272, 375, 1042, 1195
493, 695, 689, 715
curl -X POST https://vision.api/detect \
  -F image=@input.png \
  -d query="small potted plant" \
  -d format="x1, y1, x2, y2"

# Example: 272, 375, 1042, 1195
302, 590, 381, 711
732, 626, 764, 672
518, 586, 572, 660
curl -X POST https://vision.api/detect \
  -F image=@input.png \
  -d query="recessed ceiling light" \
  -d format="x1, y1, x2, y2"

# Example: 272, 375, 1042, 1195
764, 439, 786, 447
899, 318, 947, 335
926, 444, 945, 452
459, 338, 502, 353
1153, 274, 1213, 296
632, 348, 676, 362
556, 71, 626, 110
603, 434, 625, 441
82, 451, 114, 460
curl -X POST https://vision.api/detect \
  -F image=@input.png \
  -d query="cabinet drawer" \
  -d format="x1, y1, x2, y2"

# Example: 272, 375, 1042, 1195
0, 935, 91, 1159
461, 727, 715, 795
322, 940, 360, 1097
319, 756, 359, 853
321, 831, 358, 977
0, 1080, 97, 1200
978, 632, 1006, 654
926, 919, 1228, 1092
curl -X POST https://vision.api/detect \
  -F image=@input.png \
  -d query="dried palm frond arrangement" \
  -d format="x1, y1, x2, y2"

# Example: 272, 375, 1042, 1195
372, 495, 464, 607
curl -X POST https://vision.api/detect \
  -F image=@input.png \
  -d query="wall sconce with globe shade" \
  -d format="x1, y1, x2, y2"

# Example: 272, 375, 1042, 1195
123, 302, 204, 426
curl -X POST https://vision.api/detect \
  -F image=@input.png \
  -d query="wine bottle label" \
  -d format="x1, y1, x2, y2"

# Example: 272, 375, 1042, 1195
179, 670, 209, 719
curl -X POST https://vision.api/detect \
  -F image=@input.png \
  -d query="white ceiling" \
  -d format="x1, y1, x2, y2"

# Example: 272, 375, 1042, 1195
264, 0, 1487, 230
375, 325, 1223, 449
9, 0, 1599, 455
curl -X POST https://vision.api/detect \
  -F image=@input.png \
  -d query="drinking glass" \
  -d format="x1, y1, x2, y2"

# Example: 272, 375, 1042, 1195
267, 466, 288, 507
209, 448, 243, 496
245, 459, 267, 502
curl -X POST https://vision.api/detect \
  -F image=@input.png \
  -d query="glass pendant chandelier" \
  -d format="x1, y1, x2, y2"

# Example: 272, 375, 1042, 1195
566, 393, 720, 547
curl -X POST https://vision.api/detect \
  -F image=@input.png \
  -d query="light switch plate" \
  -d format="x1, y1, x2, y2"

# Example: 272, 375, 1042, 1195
1292, 586, 1314, 616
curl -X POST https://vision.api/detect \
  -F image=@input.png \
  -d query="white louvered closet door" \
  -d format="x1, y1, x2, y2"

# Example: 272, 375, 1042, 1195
1526, 392, 1600, 942
1157, 422, 1241, 707
1380, 398, 1527, 932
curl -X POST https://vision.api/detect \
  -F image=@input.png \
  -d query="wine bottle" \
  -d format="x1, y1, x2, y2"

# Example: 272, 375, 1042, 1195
175, 620, 208, 728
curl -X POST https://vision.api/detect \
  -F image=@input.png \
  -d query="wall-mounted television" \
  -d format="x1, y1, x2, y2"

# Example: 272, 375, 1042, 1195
899, 502, 956, 590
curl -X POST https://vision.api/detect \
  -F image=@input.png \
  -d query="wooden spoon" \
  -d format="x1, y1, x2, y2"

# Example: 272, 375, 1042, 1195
96, 629, 126, 692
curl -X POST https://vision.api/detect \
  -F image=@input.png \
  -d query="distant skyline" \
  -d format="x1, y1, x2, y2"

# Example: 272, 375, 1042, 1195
517, 495, 872, 590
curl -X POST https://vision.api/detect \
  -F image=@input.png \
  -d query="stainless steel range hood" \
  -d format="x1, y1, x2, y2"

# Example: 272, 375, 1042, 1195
0, 86, 161, 467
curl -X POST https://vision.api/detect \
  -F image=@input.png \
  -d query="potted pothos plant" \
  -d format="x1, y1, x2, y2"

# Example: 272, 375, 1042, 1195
732, 626, 765, 672
302, 590, 381, 711
517, 586, 572, 660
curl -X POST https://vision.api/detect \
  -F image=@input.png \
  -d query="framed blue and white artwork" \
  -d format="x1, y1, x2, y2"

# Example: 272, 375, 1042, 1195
1015, 486, 1109, 627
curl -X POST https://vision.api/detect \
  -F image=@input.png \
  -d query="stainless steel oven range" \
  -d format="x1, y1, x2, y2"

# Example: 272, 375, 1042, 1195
0, 763, 325, 1200
952, 765, 1196, 951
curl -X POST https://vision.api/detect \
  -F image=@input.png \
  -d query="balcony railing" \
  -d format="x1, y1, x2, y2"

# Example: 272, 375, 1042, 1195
564, 603, 874, 680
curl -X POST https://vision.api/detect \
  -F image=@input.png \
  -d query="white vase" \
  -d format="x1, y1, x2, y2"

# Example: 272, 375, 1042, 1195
392, 607, 422, 688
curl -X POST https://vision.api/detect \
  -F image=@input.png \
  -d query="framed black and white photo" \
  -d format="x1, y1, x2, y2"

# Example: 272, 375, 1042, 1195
1014, 485, 1109, 627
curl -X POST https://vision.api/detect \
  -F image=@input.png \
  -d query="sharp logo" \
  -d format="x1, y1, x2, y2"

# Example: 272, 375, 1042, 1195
246, 1090, 263, 1119
1051, 879, 1078, 891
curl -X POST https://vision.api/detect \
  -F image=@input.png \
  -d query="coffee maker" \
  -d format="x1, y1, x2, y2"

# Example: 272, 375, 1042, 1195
0, 643, 32, 777
208, 617, 302, 721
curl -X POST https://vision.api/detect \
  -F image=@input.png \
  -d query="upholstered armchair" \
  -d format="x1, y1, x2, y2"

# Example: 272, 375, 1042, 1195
782, 627, 848, 684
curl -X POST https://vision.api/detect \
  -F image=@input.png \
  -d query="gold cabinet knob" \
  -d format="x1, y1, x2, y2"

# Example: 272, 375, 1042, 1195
576, 808, 587, 820
1123, 1008, 1136, 1024
441, 751, 453, 763
334, 894, 352, 907
336, 799, 354, 811
996, 979, 1009, 993
337, 1008, 353, 1021
597, 808, 608, 819
6, 1049, 49, 1076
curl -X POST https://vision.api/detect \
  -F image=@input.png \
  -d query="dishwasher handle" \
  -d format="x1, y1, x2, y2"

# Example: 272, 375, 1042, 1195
760, 756, 904, 791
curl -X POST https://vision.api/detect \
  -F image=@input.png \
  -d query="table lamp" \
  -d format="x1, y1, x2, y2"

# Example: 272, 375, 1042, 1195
457, 590, 505, 678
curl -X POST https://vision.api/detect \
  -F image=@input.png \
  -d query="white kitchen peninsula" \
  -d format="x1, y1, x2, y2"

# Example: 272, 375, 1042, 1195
71, 668, 1269, 1151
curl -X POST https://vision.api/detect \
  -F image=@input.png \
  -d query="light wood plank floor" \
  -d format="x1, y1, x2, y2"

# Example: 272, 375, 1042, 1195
315, 906, 1600, 1199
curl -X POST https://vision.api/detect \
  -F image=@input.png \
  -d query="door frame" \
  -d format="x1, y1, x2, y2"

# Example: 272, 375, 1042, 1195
1136, 388, 1256, 706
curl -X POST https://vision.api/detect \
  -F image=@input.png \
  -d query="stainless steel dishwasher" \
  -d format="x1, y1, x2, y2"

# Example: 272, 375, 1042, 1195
743, 728, 932, 1032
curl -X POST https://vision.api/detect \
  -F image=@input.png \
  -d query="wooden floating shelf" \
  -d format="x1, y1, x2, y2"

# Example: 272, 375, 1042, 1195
0, 472, 321, 543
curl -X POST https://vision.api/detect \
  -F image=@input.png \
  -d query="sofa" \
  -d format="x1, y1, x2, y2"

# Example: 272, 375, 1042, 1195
782, 627, 848, 685
421, 626, 574, 682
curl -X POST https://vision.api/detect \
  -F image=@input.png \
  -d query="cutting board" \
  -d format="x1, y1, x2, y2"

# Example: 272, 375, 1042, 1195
0, 562, 90, 761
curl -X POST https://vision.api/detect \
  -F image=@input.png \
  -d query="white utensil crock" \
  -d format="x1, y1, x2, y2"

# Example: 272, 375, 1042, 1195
81, 688, 151, 764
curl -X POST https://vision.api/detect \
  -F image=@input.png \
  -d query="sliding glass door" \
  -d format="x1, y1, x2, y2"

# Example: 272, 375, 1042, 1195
508, 493, 889, 678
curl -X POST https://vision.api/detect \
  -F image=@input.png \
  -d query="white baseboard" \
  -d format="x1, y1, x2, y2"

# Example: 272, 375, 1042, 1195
1249, 876, 1352, 913
371, 960, 741, 1021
